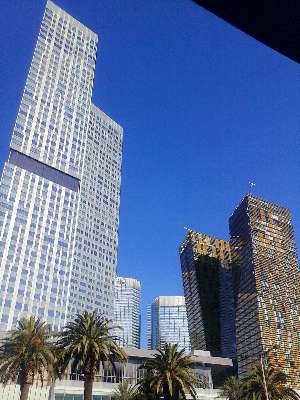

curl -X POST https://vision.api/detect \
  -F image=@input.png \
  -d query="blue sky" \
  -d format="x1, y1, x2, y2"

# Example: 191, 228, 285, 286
0, 0, 299, 346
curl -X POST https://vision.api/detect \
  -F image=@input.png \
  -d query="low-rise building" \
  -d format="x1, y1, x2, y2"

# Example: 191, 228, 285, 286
1, 347, 233, 399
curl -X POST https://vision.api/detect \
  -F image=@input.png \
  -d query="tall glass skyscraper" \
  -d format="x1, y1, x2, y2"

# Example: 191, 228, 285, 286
230, 194, 300, 386
147, 296, 191, 352
179, 231, 236, 359
113, 277, 141, 349
0, 1, 122, 331
179, 195, 300, 387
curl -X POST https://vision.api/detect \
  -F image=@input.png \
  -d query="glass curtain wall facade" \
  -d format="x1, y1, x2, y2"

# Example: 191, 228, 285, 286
0, 1, 122, 330
147, 296, 191, 351
179, 231, 236, 359
113, 277, 141, 348
68, 106, 122, 318
230, 195, 300, 386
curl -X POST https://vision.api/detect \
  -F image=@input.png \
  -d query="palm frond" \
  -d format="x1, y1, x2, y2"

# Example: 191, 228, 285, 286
140, 343, 198, 400
243, 362, 300, 400
0, 316, 55, 386
112, 380, 139, 400
56, 311, 127, 379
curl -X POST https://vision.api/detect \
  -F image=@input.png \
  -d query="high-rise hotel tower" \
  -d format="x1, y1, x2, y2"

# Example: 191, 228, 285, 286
179, 232, 236, 359
113, 277, 141, 349
230, 195, 300, 386
0, 1, 122, 331
147, 296, 191, 352
180, 195, 300, 387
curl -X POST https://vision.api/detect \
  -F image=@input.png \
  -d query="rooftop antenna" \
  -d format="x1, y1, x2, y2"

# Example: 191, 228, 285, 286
248, 181, 256, 194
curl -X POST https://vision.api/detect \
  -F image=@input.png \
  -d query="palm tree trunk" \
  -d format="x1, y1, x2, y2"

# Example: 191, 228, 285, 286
84, 376, 94, 400
163, 386, 171, 400
48, 381, 55, 400
19, 383, 31, 400
172, 388, 180, 400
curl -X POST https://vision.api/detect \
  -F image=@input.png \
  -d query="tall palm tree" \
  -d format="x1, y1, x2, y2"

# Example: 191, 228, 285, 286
0, 316, 55, 400
243, 363, 300, 400
142, 343, 199, 400
56, 311, 127, 400
219, 375, 245, 400
112, 380, 139, 400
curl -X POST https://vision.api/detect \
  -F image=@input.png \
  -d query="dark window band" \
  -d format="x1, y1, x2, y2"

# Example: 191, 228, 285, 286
9, 149, 80, 192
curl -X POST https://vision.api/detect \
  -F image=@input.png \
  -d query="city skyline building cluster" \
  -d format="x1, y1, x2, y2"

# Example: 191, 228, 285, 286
0, 0, 122, 331
0, 1, 299, 393
180, 194, 300, 386
147, 295, 191, 352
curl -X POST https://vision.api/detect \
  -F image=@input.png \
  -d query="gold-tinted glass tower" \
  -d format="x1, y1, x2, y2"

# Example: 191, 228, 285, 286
180, 231, 236, 358
230, 194, 300, 386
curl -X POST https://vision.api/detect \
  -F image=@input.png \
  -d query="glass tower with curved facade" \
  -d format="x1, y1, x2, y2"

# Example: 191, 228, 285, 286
113, 277, 141, 348
147, 296, 191, 351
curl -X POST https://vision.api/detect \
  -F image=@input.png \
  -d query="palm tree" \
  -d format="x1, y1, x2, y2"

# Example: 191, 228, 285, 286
0, 316, 55, 400
243, 363, 300, 400
219, 375, 245, 400
56, 311, 127, 400
137, 370, 161, 400
142, 343, 198, 400
112, 380, 139, 400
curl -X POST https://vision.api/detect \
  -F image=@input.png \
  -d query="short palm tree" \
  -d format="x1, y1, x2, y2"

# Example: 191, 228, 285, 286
142, 343, 198, 400
112, 380, 139, 400
0, 316, 55, 400
137, 370, 161, 400
219, 375, 245, 400
56, 311, 127, 400
243, 363, 300, 400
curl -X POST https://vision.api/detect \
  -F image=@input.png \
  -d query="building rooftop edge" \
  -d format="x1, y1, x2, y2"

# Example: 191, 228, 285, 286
122, 347, 233, 367
116, 276, 141, 288
46, 0, 98, 40
90, 103, 123, 132
153, 296, 186, 306
179, 230, 230, 254
229, 193, 290, 219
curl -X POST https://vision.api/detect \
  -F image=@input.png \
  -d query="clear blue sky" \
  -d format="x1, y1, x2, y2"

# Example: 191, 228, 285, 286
0, 1, 299, 346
